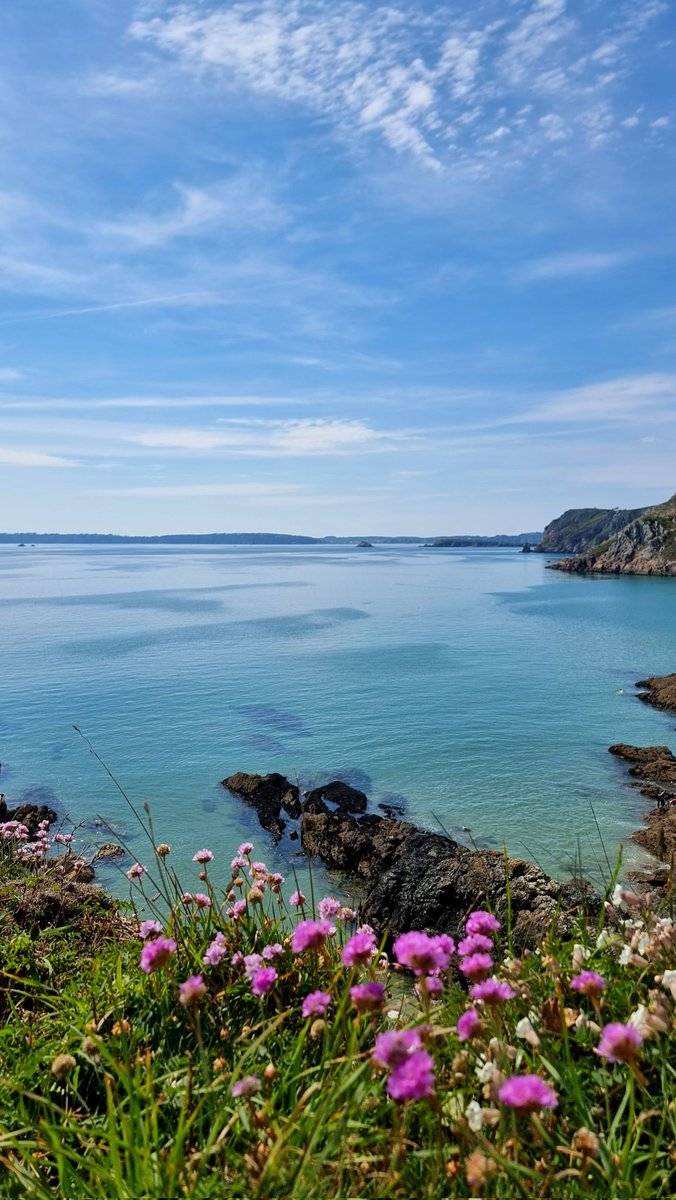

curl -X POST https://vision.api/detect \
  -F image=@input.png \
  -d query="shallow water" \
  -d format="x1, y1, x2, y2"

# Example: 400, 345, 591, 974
1, 544, 674, 893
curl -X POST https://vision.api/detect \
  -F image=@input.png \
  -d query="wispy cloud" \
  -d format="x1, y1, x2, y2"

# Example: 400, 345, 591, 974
514, 250, 636, 283
94, 481, 307, 497
0, 447, 75, 467
130, 417, 399, 456
0, 293, 211, 325
517, 373, 676, 424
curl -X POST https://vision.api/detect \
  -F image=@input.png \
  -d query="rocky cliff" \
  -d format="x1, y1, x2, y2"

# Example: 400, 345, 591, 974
548, 494, 676, 576
537, 506, 646, 554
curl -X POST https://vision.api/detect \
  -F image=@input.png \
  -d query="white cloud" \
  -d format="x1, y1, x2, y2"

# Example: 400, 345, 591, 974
519, 373, 676, 423
0, 447, 74, 467
128, 417, 396, 456
514, 250, 634, 282
0, 368, 24, 381
100, 176, 287, 246
95, 481, 307, 497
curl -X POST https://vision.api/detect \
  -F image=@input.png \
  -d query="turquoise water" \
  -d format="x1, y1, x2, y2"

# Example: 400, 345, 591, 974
1, 544, 675, 892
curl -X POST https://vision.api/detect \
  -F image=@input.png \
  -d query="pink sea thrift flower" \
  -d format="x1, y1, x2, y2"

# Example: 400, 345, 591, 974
230, 899, 247, 919
138, 919, 162, 940
417, 975, 443, 998
318, 896, 342, 920
262, 942, 283, 961
203, 934, 228, 966
350, 982, 385, 1013
572, 971, 606, 997
291, 919, 333, 954
250, 861, 268, 877
243, 953, 264, 978
140, 935, 176, 973
231, 854, 247, 871
460, 953, 493, 982
179, 975, 207, 1007
470, 979, 516, 1005
458, 933, 494, 956
193, 849, 214, 864
181, 892, 194, 905
302, 990, 332, 1018
393, 931, 453, 975
372, 1029, 423, 1069
126, 863, 147, 881
466, 911, 501, 936
193, 893, 212, 909
342, 930, 377, 968
251, 967, 278, 997
238, 842, 254, 855
289, 890, 306, 907
498, 1075, 558, 1112
595, 1023, 643, 1064
231, 1075, 260, 1098
387, 1050, 435, 1103
53, 832, 74, 845
457, 1008, 482, 1042
230, 951, 244, 968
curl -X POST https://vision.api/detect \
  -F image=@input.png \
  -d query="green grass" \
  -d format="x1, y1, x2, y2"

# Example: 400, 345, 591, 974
0, 832, 674, 1199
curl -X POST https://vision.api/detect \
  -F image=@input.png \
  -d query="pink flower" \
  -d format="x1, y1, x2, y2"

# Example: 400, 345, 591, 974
231, 1074, 260, 1098
262, 943, 283, 961
251, 861, 268, 877
571, 971, 606, 997
458, 933, 494, 956
193, 893, 212, 909
179, 974, 207, 1007
203, 935, 228, 966
418, 975, 443, 997
291, 919, 333, 954
126, 863, 147, 881
230, 951, 244, 968
140, 935, 176, 973
595, 1023, 643, 1064
342, 930, 377, 968
193, 849, 214, 864
251, 967, 278, 997
53, 832, 74, 845
393, 931, 453, 976
230, 899, 247, 919
243, 953, 264, 978
318, 896, 341, 920
181, 892, 194, 905
465, 911, 501, 936
289, 890, 306, 907
470, 979, 516, 1005
386, 1050, 435, 1103
350, 982, 385, 1013
457, 1008, 482, 1042
498, 1074, 558, 1112
231, 854, 247, 871
302, 990, 332, 1018
372, 1029, 422, 1070
238, 842, 254, 855
138, 919, 162, 940
459, 953, 493, 982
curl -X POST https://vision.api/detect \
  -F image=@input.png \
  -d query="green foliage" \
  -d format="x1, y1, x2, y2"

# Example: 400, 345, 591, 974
0, 834, 674, 1199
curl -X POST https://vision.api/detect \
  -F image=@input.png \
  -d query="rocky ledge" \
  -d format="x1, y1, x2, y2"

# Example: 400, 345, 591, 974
609, 743, 676, 869
635, 673, 676, 715
222, 771, 596, 947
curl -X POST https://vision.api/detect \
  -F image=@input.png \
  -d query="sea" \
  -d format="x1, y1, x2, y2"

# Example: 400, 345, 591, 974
1, 543, 674, 896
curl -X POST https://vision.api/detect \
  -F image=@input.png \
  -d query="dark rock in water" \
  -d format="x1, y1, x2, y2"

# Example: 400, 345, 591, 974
304, 780, 368, 815
610, 742, 676, 868
0, 800, 58, 835
93, 843, 125, 862
609, 743, 676, 786
356, 540, 373, 548
635, 673, 676, 715
222, 771, 300, 840
521, 543, 532, 553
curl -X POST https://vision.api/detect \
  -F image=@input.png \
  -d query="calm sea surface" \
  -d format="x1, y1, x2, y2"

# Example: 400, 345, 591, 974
1, 544, 675, 893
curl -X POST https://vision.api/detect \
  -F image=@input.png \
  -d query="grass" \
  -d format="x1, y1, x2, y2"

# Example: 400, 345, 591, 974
0, 820, 675, 1198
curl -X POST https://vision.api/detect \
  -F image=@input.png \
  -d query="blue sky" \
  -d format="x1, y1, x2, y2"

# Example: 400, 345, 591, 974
1, 0, 675, 535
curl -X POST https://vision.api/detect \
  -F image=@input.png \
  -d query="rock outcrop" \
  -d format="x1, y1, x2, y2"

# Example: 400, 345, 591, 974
225, 771, 597, 946
635, 673, 676, 715
549, 494, 676, 576
222, 772, 301, 840
609, 743, 676, 869
0, 796, 58, 835
536, 506, 646, 555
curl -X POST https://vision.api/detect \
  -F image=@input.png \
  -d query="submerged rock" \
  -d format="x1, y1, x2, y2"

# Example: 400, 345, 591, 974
222, 771, 301, 841
304, 780, 368, 815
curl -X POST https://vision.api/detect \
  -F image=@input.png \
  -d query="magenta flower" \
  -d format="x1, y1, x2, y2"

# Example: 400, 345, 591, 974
457, 1008, 482, 1042
230, 899, 247, 919
231, 1074, 260, 1098
243, 953, 264, 978
393, 931, 453, 975
126, 863, 147, 881
318, 896, 341, 920
203, 935, 228, 966
470, 978, 516, 1005
465, 911, 501, 936
350, 982, 385, 1012
138, 919, 162, 940
418, 975, 443, 997
459, 953, 493, 982
262, 942, 283, 961
499, 1074, 558, 1112
342, 930, 377, 968
386, 1050, 435, 1103
289, 890, 306, 907
291, 918, 333, 954
238, 841, 254, 855
140, 935, 176, 974
178, 975, 207, 1007
193, 893, 212, 909
372, 1029, 422, 1069
193, 849, 214, 864
230, 951, 244, 968
571, 970, 606, 997
251, 967, 278, 997
458, 933, 494, 956
595, 1022, 643, 1064
302, 990, 332, 1018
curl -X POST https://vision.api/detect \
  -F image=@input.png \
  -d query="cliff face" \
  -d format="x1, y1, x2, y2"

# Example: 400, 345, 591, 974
549, 495, 676, 576
537, 506, 646, 554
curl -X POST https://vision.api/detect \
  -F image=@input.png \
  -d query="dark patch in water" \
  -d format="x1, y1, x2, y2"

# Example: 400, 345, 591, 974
14, 784, 61, 810
239, 705, 305, 735
312, 767, 373, 793
244, 733, 287, 754
377, 792, 407, 818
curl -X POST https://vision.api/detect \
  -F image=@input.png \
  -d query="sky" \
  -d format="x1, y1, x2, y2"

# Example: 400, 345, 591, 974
1, 0, 675, 536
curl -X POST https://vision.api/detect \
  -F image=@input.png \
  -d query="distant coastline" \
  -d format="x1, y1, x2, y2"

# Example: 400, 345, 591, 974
0, 530, 541, 546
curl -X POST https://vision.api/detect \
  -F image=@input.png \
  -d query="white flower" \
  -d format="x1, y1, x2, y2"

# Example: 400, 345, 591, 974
659, 969, 676, 1000
572, 943, 591, 970
628, 1005, 652, 1038
595, 929, 613, 949
515, 1016, 541, 1049
476, 1060, 501, 1085
465, 1100, 484, 1132
619, 944, 633, 966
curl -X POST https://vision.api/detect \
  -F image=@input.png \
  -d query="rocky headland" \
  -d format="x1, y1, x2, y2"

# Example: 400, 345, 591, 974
548, 493, 676, 576
536, 505, 647, 555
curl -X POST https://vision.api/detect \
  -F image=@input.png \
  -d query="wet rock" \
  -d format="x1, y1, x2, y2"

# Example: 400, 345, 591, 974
609, 743, 676, 786
304, 780, 368, 815
635, 673, 676, 715
93, 843, 126, 862
222, 771, 300, 841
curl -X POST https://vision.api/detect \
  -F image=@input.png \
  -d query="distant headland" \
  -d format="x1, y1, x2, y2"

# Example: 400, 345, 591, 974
0, 530, 541, 546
